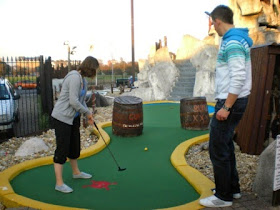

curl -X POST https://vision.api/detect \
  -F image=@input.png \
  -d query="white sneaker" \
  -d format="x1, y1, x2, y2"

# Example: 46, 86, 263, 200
55, 184, 73, 193
211, 188, 242, 199
199, 195, 232, 207
73, 172, 92, 179
233, 193, 242, 199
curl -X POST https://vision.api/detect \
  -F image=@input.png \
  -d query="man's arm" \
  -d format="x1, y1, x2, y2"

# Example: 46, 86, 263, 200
216, 93, 238, 121
216, 41, 247, 121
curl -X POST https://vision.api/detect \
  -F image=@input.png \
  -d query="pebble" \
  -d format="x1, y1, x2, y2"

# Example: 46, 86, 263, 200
0, 106, 111, 173
185, 142, 259, 192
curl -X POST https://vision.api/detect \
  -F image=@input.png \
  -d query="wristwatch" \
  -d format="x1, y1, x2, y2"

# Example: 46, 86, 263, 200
222, 104, 231, 112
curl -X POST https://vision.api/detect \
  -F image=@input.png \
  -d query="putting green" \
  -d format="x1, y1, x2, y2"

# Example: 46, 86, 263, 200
0, 102, 215, 209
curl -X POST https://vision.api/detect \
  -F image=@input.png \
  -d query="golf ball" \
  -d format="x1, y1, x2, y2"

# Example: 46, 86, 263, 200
144, 147, 148, 151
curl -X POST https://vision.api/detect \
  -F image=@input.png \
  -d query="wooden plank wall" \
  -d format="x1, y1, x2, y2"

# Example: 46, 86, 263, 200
235, 46, 270, 154
236, 44, 280, 155
256, 54, 275, 154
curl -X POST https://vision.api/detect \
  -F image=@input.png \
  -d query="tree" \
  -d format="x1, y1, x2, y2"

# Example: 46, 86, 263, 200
126, 61, 139, 76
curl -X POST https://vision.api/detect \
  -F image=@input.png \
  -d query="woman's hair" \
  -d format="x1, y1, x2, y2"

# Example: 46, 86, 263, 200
78, 56, 99, 78
211, 5, 233, 25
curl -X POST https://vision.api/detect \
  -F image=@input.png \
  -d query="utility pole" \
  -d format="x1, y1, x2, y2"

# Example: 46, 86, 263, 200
131, 0, 135, 82
67, 45, 70, 72
64, 41, 76, 72
111, 61, 114, 83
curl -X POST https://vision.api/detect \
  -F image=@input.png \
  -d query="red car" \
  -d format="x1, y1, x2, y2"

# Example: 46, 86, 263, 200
14, 80, 37, 90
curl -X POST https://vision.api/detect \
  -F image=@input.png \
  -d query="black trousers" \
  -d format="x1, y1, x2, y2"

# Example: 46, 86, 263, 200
53, 117, 81, 164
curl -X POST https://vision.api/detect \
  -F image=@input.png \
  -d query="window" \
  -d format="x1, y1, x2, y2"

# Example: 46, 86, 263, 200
6, 81, 16, 97
0, 84, 10, 100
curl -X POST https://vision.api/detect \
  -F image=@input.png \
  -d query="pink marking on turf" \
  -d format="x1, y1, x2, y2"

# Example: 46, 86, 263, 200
83, 180, 117, 190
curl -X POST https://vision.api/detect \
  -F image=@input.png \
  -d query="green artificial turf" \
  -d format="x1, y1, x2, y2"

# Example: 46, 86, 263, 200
11, 103, 209, 210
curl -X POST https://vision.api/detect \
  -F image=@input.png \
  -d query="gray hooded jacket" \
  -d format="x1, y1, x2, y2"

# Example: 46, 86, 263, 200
51, 70, 91, 125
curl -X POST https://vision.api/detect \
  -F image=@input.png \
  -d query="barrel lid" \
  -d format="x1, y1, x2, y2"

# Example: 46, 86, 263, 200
180, 97, 206, 102
114, 96, 142, 104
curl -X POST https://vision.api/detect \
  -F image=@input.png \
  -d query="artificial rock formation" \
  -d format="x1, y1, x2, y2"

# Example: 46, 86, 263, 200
123, 57, 179, 101
253, 140, 277, 203
127, 0, 280, 102
181, 0, 280, 101
229, 0, 280, 44
191, 45, 218, 102
176, 35, 205, 60
124, 47, 179, 101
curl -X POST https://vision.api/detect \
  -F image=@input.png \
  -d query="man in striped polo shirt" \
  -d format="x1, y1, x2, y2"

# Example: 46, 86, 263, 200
200, 5, 253, 208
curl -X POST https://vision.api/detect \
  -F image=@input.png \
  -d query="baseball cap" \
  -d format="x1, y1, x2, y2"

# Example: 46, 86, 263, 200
205, 11, 211, 16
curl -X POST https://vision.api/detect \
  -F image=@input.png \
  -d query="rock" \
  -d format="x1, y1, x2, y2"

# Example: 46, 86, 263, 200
191, 45, 218, 102
105, 96, 114, 106
176, 35, 205, 60
124, 61, 178, 101
249, 28, 280, 45
138, 59, 147, 72
15, 137, 49, 157
236, 0, 262, 16
122, 87, 155, 101
202, 142, 209, 150
263, 137, 275, 148
148, 62, 178, 100
148, 45, 157, 65
0, 149, 5, 156
154, 47, 172, 64
190, 45, 218, 72
230, 0, 280, 30
95, 92, 109, 107
259, 0, 280, 26
193, 71, 216, 102
136, 61, 151, 85
253, 139, 276, 203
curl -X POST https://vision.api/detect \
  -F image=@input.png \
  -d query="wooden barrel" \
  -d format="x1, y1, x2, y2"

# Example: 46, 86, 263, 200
180, 97, 210, 130
112, 96, 143, 137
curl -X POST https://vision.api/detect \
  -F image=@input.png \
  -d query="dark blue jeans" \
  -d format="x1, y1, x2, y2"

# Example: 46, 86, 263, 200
209, 97, 248, 201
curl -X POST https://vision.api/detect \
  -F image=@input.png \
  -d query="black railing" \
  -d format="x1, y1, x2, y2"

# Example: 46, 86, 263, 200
0, 56, 57, 141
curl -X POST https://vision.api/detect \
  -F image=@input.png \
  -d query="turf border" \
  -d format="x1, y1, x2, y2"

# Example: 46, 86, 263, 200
0, 101, 215, 210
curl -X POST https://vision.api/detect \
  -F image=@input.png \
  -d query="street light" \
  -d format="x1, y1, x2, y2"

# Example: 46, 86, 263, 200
111, 59, 116, 83
64, 41, 77, 72
131, 0, 135, 82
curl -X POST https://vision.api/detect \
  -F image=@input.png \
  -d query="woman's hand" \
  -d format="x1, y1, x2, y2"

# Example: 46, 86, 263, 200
87, 113, 94, 125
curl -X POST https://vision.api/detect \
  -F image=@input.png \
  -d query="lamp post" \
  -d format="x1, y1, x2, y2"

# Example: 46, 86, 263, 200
111, 59, 116, 83
131, 0, 135, 82
64, 41, 77, 72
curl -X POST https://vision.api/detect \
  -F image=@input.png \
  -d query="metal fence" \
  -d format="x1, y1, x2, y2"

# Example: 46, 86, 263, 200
0, 56, 57, 141
0, 56, 127, 142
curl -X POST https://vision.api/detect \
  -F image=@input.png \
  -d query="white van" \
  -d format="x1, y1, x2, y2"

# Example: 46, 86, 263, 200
0, 78, 20, 136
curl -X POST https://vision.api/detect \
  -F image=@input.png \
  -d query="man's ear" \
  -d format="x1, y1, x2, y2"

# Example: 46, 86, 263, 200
215, 18, 222, 25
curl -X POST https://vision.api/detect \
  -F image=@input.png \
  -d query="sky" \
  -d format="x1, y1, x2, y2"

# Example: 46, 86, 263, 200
0, 0, 227, 63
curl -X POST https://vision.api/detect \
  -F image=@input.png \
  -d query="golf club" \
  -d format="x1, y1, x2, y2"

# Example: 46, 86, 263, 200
93, 122, 126, 171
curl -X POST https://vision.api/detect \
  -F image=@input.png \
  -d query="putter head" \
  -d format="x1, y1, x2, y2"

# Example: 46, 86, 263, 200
118, 167, 126, 171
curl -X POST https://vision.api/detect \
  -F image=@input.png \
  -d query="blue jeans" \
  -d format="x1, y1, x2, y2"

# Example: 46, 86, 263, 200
209, 97, 248, 201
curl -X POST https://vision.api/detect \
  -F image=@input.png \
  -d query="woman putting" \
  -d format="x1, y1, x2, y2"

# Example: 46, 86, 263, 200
51, 56, 99, 193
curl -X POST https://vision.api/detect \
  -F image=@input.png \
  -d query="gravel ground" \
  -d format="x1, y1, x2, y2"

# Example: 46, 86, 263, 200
186, 142, 259, 193
0, 94, 260, 209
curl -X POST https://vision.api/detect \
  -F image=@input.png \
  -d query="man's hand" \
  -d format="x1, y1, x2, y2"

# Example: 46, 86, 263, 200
216, 93, 238, 121
216, 108, 230, 121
